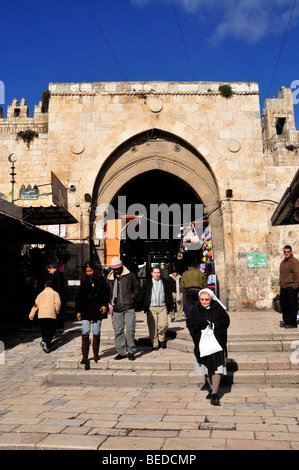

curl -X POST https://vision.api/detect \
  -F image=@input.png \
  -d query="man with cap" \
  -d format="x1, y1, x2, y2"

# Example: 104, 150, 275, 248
107, 257, 140, 360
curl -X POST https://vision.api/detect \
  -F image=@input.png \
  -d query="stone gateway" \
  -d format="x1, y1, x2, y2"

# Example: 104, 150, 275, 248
0, 81, 298, 311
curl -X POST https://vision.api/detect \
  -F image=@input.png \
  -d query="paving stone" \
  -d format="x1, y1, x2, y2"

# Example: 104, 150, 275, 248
97, 436, 165, 450
0, 432, 48, 450
163, 437, 226, 450
226, 438, 292, 450
35, 433, 106, 450
199, 422, 236, 430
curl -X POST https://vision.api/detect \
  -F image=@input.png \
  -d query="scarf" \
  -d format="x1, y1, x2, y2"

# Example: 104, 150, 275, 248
112, 274, 120, 306
198, 288, 227, 310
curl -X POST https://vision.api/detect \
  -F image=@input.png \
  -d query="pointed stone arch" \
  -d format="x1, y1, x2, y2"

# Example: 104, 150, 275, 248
93, 128, 227, 303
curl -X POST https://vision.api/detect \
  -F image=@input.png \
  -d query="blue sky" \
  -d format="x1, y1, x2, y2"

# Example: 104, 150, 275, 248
1, 0, 299, 125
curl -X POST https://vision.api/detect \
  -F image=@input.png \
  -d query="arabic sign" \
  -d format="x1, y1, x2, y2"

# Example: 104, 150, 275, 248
19, 184, 39, 200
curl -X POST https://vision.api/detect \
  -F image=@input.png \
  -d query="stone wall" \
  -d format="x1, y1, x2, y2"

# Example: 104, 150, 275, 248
0, 81, 298, 310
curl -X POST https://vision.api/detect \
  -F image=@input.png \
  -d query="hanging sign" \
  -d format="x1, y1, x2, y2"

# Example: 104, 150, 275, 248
247, 253, 267, 268
19, 184, 39, 200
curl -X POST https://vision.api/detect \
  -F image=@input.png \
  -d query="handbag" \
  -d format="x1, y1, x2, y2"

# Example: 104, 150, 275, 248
199, 323, 223, 357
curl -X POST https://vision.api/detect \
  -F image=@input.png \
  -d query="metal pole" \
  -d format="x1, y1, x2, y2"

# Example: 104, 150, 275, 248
10, 161, 16, 203
8, 153, 17, 203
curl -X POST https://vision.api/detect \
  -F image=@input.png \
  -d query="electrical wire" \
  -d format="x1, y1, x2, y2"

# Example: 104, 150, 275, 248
82, 0, 129, 82
170, 0, 230, 188
266, 0, 297, 98
82, 0, 155, 135
171, 0, 197, 81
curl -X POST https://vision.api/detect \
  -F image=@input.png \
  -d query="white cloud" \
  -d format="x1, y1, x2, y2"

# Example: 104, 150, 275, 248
208, 0, 298, 45
130, 0, 298, 44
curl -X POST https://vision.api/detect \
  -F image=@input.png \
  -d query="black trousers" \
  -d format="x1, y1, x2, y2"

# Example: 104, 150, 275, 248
185, 289, 200, 316
39, 318, 57, 347
280, 287, 299, 326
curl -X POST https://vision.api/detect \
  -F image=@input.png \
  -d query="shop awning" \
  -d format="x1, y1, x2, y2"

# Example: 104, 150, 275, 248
271, 168, 299, 226
22, 205, 78, 225
0, 210, 71, 244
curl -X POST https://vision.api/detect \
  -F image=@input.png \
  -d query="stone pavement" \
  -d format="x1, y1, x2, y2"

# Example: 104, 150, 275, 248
0, 309, 298, 451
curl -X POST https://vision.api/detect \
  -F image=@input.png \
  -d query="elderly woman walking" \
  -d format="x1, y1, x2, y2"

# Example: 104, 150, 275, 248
186, 288, 230, 406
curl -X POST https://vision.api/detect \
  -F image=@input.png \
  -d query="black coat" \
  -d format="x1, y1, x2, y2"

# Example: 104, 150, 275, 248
186, 299, 230, 372
75, 276, 109, 321
138, 277, 174, 313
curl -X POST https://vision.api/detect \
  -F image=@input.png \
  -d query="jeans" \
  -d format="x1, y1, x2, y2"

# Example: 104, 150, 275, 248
82, 319, 102, 336
112, 308, 136, 355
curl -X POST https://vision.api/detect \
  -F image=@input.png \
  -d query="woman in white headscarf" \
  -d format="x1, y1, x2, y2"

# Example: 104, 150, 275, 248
186, 288, 230, 406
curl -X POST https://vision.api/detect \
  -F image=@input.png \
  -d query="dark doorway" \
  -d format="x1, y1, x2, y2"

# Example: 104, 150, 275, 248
110, 170, 203, 278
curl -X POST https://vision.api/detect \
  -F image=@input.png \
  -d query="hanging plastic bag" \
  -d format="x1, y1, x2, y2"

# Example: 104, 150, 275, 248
199, 323, 223, 357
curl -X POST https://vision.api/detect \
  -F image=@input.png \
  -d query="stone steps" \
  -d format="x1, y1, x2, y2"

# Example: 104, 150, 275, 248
48, 368, 299, 387
49, 312, 299, 386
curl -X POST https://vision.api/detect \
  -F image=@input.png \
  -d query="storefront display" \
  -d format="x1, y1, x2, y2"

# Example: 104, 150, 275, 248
179, 222, 217, 294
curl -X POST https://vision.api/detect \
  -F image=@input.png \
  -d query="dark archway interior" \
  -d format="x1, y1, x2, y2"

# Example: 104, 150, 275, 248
110, 170, 204, 277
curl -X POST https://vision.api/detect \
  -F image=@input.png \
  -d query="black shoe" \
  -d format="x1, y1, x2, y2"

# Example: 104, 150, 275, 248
284, 324, 297, 329
152, 346, 159, 351
114, 354, 127, 360
159, 340, 167, 349
210, 394, 221, 406
280, 321, 287, 327
128, 353, 135, 361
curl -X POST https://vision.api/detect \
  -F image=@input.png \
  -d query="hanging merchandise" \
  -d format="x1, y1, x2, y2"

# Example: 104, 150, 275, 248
199, 224, 217, 295
190, 223, 200, 243
182, 222, 203, 252
184, 225, 192, 243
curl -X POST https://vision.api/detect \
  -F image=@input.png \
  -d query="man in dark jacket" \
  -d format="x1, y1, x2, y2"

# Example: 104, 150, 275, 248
279, 245, 299, 328
107, 257, 140, 360
180, 262, 207, 316
138, 266, 173, 350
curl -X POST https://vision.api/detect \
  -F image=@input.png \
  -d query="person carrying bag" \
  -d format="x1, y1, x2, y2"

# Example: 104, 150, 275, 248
187, 288, 230, 406
199, 320, 223, 357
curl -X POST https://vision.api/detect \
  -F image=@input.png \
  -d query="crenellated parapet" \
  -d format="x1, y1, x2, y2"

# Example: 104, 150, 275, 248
0, 97, 48, 134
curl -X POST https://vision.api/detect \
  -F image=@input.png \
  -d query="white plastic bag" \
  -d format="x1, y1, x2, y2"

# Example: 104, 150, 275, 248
199, 323, 223, 357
